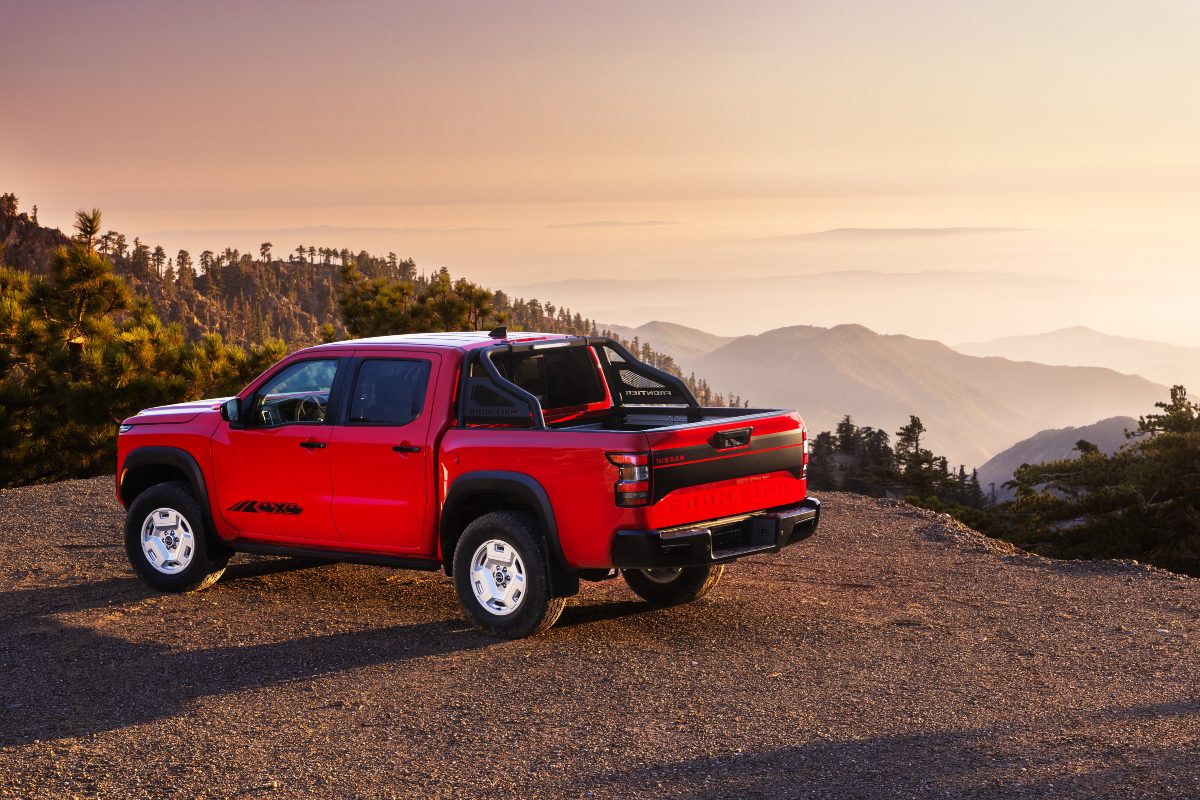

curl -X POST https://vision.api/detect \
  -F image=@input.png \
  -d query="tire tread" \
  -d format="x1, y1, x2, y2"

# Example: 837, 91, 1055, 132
452, 510, 564, 638
623, 563, 725, 606
125, 480, 227, 593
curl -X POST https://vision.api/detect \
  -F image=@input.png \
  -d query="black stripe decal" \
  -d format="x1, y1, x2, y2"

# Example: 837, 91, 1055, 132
652, 429, 804, 468
651, 430, 805, 503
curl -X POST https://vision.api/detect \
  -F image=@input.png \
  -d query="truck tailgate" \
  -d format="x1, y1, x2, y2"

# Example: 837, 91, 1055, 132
642, 411, 808, 528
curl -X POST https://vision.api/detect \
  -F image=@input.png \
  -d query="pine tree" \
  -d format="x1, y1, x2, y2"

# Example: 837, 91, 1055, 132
73, 208, 103, 252
152, 245, 167, 278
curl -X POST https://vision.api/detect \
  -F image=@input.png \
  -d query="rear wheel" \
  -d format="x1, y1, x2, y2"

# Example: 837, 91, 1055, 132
453, 511, 565, 638
124, 481, 228, 593
622, 564, 725, 606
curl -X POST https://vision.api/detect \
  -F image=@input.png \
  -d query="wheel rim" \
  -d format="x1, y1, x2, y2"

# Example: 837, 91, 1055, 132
140, 507, 196, 575
639, 567, 683, 584
469, 539, 527, 616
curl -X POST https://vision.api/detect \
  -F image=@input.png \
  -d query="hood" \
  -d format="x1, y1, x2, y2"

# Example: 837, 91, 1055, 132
123, 397, 234, 426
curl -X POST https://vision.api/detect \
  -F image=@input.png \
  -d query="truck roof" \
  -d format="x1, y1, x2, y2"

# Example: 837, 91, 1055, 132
305, 331, 577, 353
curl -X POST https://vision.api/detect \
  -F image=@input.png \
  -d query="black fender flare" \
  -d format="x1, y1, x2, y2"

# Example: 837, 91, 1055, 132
440, 471, 578, 597
120, 446, 222, 548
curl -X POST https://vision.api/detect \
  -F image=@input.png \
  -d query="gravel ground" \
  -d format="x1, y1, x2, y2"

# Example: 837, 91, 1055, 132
0, 477, 1197, 799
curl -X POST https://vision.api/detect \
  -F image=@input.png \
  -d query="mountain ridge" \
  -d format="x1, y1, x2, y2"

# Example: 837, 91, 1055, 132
976, 416, 1138, 502
956, 326, 1200, 389
599, 320, 736, 362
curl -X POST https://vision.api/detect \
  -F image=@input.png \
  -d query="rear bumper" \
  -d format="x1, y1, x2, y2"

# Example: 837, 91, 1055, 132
611, 497, 820, 570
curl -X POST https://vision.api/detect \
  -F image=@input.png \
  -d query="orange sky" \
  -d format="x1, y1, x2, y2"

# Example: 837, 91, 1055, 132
4, 1, 1200, 342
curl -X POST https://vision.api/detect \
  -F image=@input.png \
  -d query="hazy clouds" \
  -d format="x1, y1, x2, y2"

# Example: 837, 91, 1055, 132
4, 0, 1199, 343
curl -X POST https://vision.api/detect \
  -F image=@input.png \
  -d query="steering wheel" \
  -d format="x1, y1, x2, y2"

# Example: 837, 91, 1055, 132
296, 395, 326, 423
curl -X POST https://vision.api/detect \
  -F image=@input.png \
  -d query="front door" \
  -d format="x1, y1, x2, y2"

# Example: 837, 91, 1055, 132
329, 353, 438, 553
211, 357, 343, 542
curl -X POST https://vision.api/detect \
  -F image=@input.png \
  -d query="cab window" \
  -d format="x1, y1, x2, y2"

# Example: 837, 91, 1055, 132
347, 359, 431, 425
249, 359, 338, 427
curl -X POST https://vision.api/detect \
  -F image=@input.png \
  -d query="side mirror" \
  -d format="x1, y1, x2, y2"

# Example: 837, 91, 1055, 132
220, 397, 242, 424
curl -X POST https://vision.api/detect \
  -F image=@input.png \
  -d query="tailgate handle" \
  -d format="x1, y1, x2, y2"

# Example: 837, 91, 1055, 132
711, 427, 752, 450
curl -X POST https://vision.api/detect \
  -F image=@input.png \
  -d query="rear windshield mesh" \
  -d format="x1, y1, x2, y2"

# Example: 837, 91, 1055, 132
471, 346, 605, 410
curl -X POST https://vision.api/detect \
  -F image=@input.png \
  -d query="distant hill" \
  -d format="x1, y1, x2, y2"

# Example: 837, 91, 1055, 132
956, 326, 1200, 390
510, 270, 1080, 350
1, 201, 343, 345
0, 192, 735, 401
694, 324, 1166, 468
976, 416, 1137, 502
599, 320, 734, 363
0, 208, 70, 270
0, 195, 642, 352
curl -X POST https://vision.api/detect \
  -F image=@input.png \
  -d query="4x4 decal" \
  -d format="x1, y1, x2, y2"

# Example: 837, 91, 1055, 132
228, 500, 303, 515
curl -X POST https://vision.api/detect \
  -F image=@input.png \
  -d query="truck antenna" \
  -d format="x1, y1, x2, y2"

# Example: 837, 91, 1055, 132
488, 325, 507, 339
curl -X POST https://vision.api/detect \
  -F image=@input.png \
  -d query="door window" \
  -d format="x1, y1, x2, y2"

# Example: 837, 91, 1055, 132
347, 359, 432, 425
249, 359, 339, 427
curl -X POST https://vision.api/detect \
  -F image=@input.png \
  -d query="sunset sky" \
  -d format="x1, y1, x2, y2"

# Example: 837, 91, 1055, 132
4, 0, 1199, 342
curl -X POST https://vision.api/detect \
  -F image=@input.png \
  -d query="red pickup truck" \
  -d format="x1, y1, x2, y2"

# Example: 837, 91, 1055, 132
116, 330, 819, 637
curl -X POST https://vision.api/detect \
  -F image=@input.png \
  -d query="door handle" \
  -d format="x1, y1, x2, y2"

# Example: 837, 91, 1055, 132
299, 440, 327, 449
392, 444, 421, 454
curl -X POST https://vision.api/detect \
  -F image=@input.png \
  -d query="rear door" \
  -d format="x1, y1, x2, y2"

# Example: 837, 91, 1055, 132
328, 351, 440, 553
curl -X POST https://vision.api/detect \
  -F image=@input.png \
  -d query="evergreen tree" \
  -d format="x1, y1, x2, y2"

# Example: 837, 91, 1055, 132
0, 240, 282, 487
176, 250, 194, 288
807, 430, 838, 490
151, 245, 167, 278
73, 208, 103, 252
835, 415, 860, 453
129, 238, 151, 277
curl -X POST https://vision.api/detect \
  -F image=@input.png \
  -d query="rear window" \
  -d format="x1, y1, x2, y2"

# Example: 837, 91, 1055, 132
474, 346, 606, 410
348, 359, 431, 425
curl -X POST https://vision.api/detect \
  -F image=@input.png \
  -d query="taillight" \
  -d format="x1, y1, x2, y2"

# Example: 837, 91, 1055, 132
607, 452, 651, 507
802, 428, 809, 477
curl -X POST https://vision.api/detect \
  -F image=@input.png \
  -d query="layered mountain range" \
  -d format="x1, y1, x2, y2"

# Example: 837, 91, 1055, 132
605, 320, 1168, 469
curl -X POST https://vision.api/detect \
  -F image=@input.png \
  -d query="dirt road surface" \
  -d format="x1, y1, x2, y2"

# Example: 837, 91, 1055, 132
1, 478, 1197, 799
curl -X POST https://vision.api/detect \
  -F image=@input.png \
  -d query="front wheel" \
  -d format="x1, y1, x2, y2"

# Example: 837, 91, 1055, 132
124, 481, 228, 593
622, 564, 725, 606
453, 511, 565, 638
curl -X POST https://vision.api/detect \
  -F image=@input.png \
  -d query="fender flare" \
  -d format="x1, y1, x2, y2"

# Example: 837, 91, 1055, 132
120, 446, 220, 546
440, 471, 577, 596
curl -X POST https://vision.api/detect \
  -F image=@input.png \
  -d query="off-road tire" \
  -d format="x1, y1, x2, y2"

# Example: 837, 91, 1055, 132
125, 481, 228, 593
622, 564, 725, 606
453, 511, 566, 638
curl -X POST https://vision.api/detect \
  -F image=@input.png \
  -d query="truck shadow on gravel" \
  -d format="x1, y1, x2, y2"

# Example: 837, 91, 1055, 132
0, 563, 493, 746
556, 599, 651, 628
587, 699, 1200, 799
